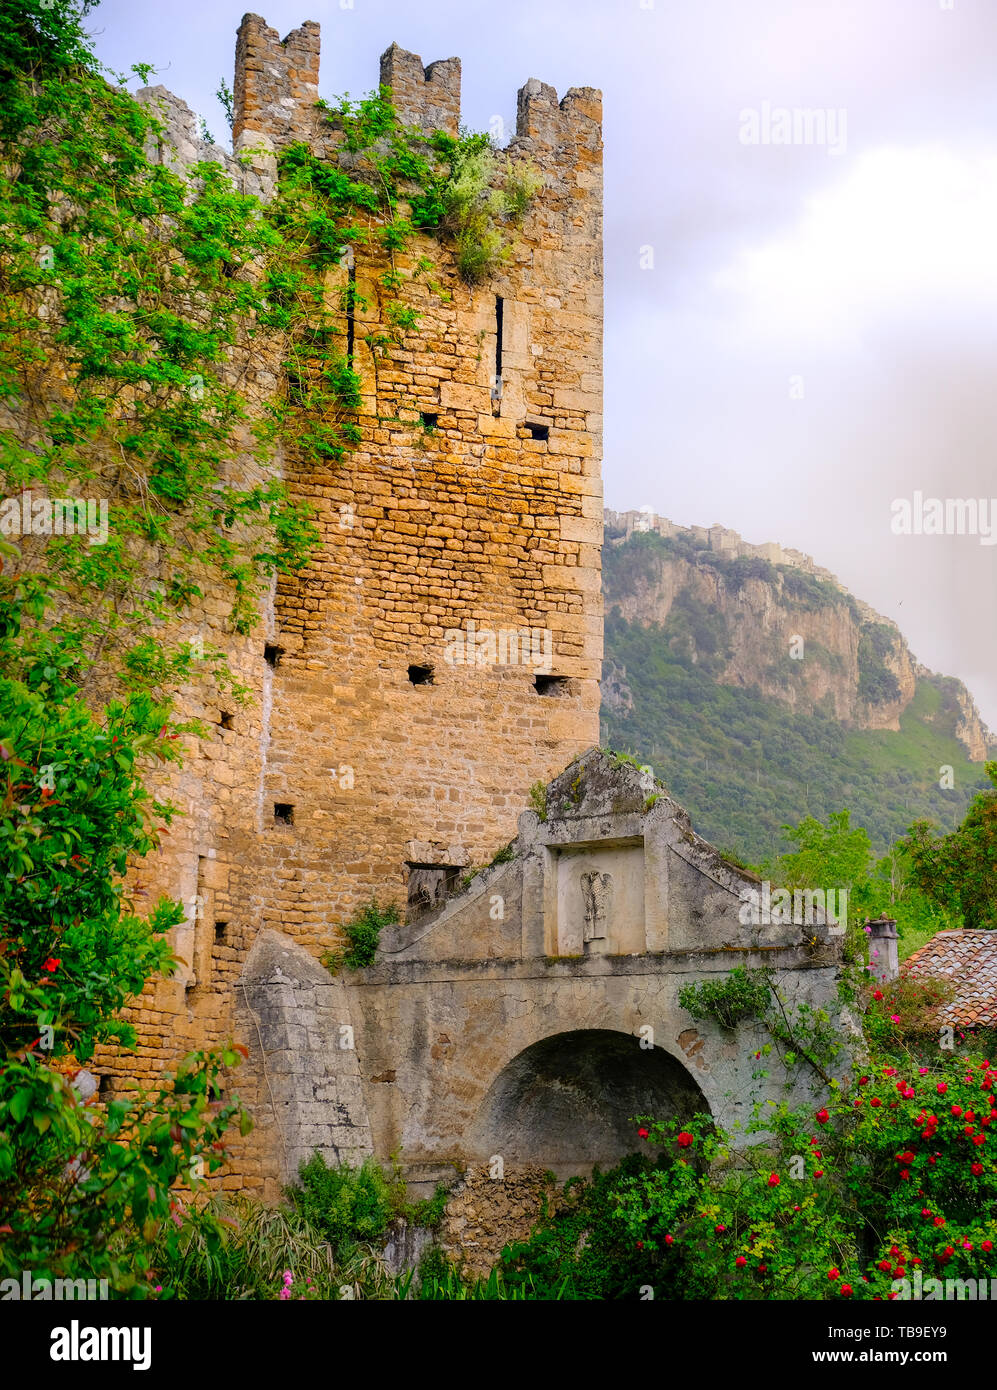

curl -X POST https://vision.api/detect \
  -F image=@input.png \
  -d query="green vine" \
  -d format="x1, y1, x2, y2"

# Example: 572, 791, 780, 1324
0, 2, 539, 708
679, 967, 842, 1084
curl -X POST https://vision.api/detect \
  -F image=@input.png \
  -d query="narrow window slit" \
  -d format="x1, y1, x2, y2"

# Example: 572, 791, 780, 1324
346, 258, 356, 365
492, 295, 504, 412
264, 643, 284, 668
215, 920, 229, 944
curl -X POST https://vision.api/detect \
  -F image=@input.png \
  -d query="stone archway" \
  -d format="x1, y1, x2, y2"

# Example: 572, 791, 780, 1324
468, 1029, 711, 1177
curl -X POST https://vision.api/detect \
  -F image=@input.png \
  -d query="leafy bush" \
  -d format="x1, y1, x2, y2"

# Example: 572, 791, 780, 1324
321, 899, 398, 972
154, 1191, 395, 1300
288, 1153, 398, 1259
679, 968, 772, 1030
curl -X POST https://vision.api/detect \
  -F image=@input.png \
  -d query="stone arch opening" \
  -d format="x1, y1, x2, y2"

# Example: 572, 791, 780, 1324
469, 1029, 711, 1177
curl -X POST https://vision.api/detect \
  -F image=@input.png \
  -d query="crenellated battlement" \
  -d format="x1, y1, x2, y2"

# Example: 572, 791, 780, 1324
379, 43, 461, 137
232, 12, 321, 150
515, 79, 603, 152
230, 13, 602, 175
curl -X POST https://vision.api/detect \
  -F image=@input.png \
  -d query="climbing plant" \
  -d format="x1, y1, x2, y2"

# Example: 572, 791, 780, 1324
0, 1, 540, 707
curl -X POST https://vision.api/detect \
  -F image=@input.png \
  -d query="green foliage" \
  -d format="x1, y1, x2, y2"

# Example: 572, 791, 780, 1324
288, 1153, 398, 1260
0, 578, 251, 1295
496, 1156, 662, 1299
904, 761, 997, 929
528, 780, 548, 822
321, 899, 398, 973
602, 600, 990, 863
215, 77, 234, 130
858, 622, 902, 706
777, 810, 871, 893
407, 1182, 450, 1232
679, 968, 772, 1031
155, 1191, 396, 1300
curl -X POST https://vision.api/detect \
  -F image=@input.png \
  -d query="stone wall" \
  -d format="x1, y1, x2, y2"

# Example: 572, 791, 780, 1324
91, 14, 604, 1198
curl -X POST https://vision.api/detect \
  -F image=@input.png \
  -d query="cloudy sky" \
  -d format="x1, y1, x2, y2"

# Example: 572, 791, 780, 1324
89, 0, 997, 730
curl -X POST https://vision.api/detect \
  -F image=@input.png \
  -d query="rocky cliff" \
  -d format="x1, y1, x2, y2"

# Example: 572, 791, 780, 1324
603, 511, 991, 761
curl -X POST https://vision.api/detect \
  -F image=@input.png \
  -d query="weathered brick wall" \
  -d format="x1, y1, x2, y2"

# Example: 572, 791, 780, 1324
93, 14, 604, 1197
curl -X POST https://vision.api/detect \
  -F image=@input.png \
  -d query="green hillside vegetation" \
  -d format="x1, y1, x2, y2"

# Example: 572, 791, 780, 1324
601, 535, 991, 865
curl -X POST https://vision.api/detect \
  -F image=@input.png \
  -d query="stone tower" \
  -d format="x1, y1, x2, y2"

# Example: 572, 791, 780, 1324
100, 14, 604, 1195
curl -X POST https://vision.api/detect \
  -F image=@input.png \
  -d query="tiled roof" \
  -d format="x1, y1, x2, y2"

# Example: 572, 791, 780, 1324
905, 930, 997, 1028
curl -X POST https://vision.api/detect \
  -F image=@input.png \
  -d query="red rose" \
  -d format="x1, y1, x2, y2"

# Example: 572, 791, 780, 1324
877, 1259, 891, 1271
937, 1083, 948, 1094
41, 958, 60, 972
814, 1170, 824, 1178
768, 1173, 780, 1186
873, 991, 884, 1001
735, 1256, 747, 1268
983, 1241, 993, 1253
972, 1163, 984, 1176
828, 1267, 840, 1280
816, 1108, 829, 1124
952, 1105, 963, 1117
677, 1131, 694, 1148
665, 1234, 674, 1246
840, 1284, 853, 1297
637, 1127, 650, 1139
934, 1217, 945, 1227
871, 1097, 882, 1107
859, 1076, 869, 1085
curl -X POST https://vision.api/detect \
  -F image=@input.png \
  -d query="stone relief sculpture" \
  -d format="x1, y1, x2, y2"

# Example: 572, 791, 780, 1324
581, 868, 614, 947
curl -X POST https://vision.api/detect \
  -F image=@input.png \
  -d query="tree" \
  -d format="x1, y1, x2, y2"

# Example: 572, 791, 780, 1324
0, 577, 250, 1296
905, 762, 997, 929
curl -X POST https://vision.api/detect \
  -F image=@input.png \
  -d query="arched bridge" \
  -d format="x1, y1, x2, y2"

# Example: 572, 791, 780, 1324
238, 751, 848, 1195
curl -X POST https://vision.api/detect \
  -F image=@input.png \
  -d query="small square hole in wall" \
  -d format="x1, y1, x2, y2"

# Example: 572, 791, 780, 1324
218, 712, 234, 730
215, 920, 229, 944
408, 664, 434, 685
535, 675, 569, 696
420, 411, 438, 431
274, 803, 294, 825
98, 1074, 114, 1101
264, 643, 284, 669
526, 421, 550, 441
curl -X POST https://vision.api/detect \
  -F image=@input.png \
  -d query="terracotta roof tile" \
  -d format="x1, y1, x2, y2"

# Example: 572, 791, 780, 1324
905, 930, 997, 1028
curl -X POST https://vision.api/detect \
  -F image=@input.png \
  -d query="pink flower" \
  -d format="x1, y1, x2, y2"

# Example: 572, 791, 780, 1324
937, 1083, 948, 1095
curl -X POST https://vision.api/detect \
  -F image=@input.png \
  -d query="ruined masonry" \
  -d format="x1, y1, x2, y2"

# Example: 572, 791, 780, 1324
97, 15, 847, 1201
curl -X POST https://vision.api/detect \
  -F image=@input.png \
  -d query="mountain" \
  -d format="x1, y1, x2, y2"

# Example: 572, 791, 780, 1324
600, 510, 994, 863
